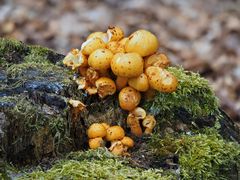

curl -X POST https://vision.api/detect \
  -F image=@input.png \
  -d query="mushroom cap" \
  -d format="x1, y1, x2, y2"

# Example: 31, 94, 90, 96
63, 49, 87, 70
109, 141, 124, 156
145, 53, 170, 69
116, 76, 128, 91
107, 26, 124, 42
87, 123, 107, 138
87, 32, 108, 43
145, 66, 178, 93
128, 73, 149, 92
111, 53, 144, 78
125, 30, 159, 57
121, 136, 134, 147
85, 67, 99, 85
95, 77, 116, 98
81, 37, 106, 55
89, 137, 105, 149
119, 87, 141, 111
107, 41, 125, 54
142, 115, 157, 128
88, 48, 113, 70
130, 107, 146, 119
106, 126, 125, 141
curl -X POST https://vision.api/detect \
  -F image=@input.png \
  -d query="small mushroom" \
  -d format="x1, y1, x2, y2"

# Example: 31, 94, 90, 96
125, 30, 159, 57
145, 53, 170, 69
87, 32, 108, 43
85, 86, 98, 95
87, 123, 107, 139
118, 87, 141, 111
109, 141, 125, 156
128, 73, 149, 92
68, 99, 86, 125
127, 107, 146, 137
81, 37, 106, 55
63, 49, 87, 70
145, 66, 178, 93
95, 77, 116, 98
116, 76, 128, 91
121, 136, 134, 153
107, 26, 124, 42
85, 67, 100, 85
106, 41, 125, 54
89, 137, 105, 149
88, 48, 113, 71
105, 126, 125, 141
75, 77, 87, 90
142, 115, 156, 134
111, 53, 144, 78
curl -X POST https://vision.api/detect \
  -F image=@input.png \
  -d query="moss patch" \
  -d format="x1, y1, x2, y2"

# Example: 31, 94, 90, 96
19, 148, 174, 180
148, 129, 240, 179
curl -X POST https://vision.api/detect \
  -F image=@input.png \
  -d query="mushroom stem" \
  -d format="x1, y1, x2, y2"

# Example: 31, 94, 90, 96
127, 114, 142, 137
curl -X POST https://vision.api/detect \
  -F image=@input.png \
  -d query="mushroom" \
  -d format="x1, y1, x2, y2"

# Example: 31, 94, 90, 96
121, 136, 134, 153
85, 67, 100, 85
87, 32, 108, 43
95, 77, 116, 98
109, 141, 125, 156
63, 49, 87, 70
88, 48, 113, 71
128, 73, 149, 92
116, 76, 128, 91
127, 107, 146, 137
107, 26, 124, 42
85, 86, 98, 95
75, 77, 87, 90
87, 123, 107, 139
118, 87, 141, 111
125, 30, 159, 57
81, 37, 106, 56
142, 115, 156, 134
105, 125, 125, 141
145, 66, 178, 93
111, 53, 144, 78
145, 53, 170, 69
106, 41, 125, 54
89, 137, 105, 149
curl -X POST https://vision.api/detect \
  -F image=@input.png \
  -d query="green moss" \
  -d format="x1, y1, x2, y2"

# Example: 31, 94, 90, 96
19, 148, 174, 180
148, 129, 240, 179
143, 66, 220, 126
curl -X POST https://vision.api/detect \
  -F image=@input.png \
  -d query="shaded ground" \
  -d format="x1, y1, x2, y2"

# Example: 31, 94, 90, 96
0, 0, 240, 125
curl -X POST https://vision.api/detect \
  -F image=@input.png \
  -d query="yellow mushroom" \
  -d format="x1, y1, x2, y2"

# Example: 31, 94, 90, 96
88, 48, 113, 71
121, 136, 134, 153
87, 32, 108, 43
145, 53, 170, 69
111, 53, 144, 78
116, 76, 128, 91
89, 137, 105, 149
109, 140, 125, 156
105, 126, 125, 141
81, 37, 106, 55
85, 67, 100, 85
107, 26, 124, 42
118, 37, 128, 47
63, 49, 87, 70
86, 86, 98, 95
145, 66, 178, 93
142, 115, 156, 134
118, 87, 141, 111
75, 77, 87, 90
125, 30, 159, 57
95, 77, 116, 98
101, 123, 110, 130
106, 41, 125, 54
128, 73, 149, 92
127, 107, 146, 137
87, 123, 107, 139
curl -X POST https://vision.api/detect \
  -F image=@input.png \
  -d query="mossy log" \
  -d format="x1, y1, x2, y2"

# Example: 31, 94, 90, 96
0, 38, 239, 169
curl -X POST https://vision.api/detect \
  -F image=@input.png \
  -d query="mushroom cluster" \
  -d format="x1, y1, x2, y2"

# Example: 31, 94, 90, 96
87, 123, 134, 156
63, 26, 179, 155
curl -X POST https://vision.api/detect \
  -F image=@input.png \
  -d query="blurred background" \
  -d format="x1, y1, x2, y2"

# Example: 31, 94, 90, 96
0, 0, 239, 124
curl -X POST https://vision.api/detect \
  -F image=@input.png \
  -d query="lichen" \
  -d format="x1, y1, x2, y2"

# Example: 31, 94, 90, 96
148, 129, 240, 179
19, 148, 175, 180
143, 66, 220, 128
